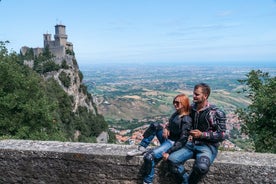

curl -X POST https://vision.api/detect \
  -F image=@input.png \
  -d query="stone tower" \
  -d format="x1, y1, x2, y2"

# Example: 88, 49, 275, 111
22, 24, 73, 59
43, 33, 52, 47
54, 24, 68, 47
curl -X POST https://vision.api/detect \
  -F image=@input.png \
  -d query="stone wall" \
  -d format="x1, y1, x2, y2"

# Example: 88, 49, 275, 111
0, 140, 275, 184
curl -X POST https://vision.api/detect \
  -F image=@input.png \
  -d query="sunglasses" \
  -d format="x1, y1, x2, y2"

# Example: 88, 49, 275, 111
173, 101, 181, 105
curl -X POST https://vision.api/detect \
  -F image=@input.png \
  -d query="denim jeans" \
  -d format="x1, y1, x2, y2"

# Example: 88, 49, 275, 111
168, 142, 218, 184
140, 126, 165, 148
140, 129, 174, 183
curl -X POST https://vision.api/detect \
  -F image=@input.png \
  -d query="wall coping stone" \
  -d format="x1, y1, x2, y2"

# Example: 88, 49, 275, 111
0, 139, 275, 184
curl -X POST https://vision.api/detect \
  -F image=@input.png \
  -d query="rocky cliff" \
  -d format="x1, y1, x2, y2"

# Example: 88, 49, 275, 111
22, 24, 97, 115
42, 55, 97, 114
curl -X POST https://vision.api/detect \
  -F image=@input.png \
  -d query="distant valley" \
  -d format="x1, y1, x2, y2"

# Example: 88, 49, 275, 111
81, 61, 275, 122
80, 61, 275, 148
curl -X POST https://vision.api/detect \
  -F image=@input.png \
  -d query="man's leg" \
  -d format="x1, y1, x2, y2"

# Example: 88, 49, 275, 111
188, 144, 218, 184
168, 143, 194, 184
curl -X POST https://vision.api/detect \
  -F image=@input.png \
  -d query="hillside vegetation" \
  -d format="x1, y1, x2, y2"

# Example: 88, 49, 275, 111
0, 41, 108, 142
236, 70, 276, 153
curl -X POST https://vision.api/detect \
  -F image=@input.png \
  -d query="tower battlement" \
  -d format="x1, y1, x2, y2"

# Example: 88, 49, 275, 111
21, 24, 73, 58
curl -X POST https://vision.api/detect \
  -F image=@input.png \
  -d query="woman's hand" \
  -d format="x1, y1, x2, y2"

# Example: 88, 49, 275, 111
188, 135, 193, 142
162, 152, 169, 161
162, 128, 170, 139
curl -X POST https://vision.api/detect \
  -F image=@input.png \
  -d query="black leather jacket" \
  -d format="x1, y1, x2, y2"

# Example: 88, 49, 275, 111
190, 103, 227, 146
166, 112, 192, 154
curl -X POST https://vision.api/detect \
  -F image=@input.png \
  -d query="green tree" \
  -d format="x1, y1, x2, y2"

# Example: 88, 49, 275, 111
33, 45, 60, 74
0, 57, 64, 140
0, 41, 9, 60
42, 60, 60, 73
61, 60, 69, 69
59, 71, 71, 88
1, 41, 108, 143
236, 70, 276, 153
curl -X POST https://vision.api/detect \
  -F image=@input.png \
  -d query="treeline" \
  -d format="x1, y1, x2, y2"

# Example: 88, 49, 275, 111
0, 41, 109, 143
235, 70, 276, 153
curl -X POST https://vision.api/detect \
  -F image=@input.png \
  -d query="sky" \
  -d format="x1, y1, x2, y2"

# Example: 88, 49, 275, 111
1, 0, 276, 65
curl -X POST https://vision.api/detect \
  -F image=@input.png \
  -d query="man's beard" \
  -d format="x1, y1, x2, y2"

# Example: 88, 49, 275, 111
193, 98, 204, 104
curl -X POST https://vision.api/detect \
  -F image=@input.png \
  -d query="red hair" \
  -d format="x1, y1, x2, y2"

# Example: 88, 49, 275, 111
173, 94, 190, 115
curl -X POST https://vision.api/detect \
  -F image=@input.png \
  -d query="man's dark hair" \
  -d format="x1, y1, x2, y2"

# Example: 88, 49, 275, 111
194, 83, 211, 99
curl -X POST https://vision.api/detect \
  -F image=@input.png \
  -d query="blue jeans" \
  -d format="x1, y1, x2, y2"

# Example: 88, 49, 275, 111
141, 128, 174, 183
139, 124, 165, 148
168, 142, 218, 184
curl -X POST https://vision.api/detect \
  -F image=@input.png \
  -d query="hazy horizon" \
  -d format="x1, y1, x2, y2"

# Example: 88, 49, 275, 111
79, 60, 276, 79
79, 60, 276, 68
1, 1, 276, 64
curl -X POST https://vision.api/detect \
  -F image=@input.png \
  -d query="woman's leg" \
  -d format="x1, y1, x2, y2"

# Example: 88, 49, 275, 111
140, 122, 164, 147
143, 140, 173, 183
127, 123, 163, 156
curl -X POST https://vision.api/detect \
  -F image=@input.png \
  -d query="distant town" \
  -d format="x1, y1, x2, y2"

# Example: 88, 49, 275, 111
109, 112, 243, 151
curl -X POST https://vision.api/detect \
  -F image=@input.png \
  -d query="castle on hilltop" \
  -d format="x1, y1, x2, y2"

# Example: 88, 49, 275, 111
21, 24, 73, 58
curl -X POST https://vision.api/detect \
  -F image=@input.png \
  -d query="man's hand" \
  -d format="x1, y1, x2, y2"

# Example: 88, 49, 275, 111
190, 129, 202, 138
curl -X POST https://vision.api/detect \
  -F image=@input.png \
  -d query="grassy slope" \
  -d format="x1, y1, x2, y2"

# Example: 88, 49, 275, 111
97, 88, 250, 121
